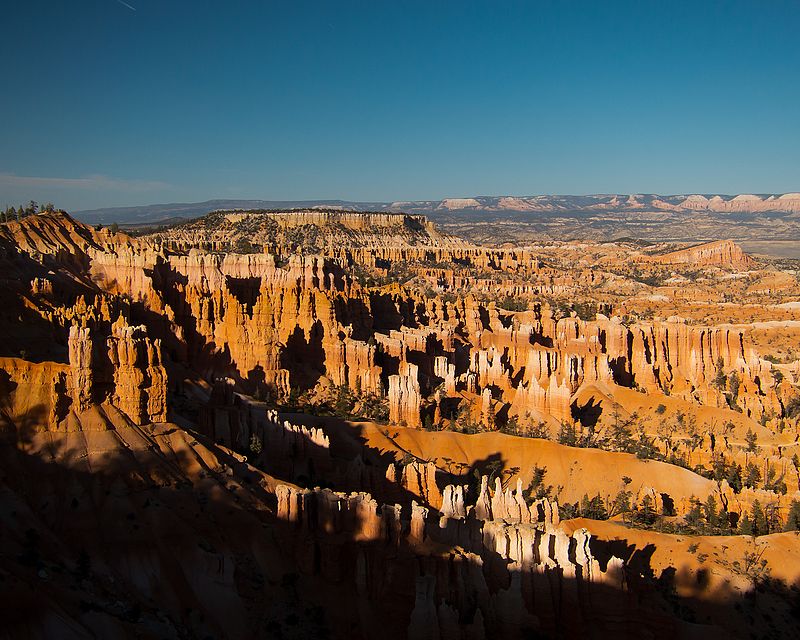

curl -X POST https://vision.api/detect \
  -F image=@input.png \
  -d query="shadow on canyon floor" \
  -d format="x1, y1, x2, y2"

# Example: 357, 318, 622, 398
1, 404, 800, 639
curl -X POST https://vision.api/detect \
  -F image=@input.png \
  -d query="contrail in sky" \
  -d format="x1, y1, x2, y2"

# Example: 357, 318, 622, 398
116, 0, 137, 11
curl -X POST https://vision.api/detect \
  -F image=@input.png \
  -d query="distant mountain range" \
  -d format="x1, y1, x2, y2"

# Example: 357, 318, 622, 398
74, 193, 800, 226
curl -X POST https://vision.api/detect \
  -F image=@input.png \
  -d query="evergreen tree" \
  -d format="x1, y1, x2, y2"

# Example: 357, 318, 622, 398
636, 425, 663, 459
711, 455, 728, 481
522, 465, 553, 503
557, 422, 577, 446
609, 405, 635, 451
726, 463, 743, 492
765, 503, 782, 533
529, 420, 550, 439
636, 494, 656, 525
334, 384, 355, 417
751, 500, 767, 536
712, 357, 726, 390
704, 495, 718, 527
739, 514, 753, 535
588, 494, 608, 520
611, 489, 632, 519
485, 402, 496, 430
784, 500, 800, 532
685, 497, 704, 528
580, 494, 608, 520
715, 506, 730, 530
763, 464, 787, 494
729, 372, 741, 407
744, 462, 761, 489
745, 428, 758, 453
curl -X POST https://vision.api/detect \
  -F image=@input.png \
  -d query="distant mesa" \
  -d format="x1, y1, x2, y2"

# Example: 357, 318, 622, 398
650, 239, 756, 268
74, 192, 800, 226
437, 198, 482, 210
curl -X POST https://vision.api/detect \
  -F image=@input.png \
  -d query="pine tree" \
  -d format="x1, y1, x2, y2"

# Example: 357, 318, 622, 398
751, 500, 767, 536
685, 497, 703, 528
523, 465, 553, 503
745, 428, 758, 453
637, 494, 656, 525
704, 495, 718, 527
611, 489, 632, 519
557, 422, 577, 446
729, 372, 741, 408
334, 384, 353, 417
739, 513, 753, 535
744, 462, 761, 489
715, 506, 730, 530
586, 494, 608, 520
726, 463, 743, 492
712, 455, 728, 481
712, 357, 727, 390
580, 493, 590, 516
784, 499, 800, 532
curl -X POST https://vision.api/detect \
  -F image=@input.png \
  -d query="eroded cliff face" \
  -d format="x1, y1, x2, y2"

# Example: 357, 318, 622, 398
1, 211, 799, 639
649, 239, 756, 268
3, 213, 798, 499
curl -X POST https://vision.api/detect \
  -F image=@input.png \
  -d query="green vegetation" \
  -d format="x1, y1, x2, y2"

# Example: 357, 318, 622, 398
498, 296, 528, 312
249, 433, 263, 455
279, 383, 390, 424
521, 464, 554, 503
1, 201, 56, 223
745, 427, 758, 453
712, 357, 727, 391
784, 500, 800, 532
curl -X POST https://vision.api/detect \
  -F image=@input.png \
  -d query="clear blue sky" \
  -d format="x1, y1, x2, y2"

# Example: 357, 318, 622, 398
1, 0, 798, 210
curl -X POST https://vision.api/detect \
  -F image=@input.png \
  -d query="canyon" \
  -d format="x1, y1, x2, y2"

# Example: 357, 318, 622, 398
1, 209, 800, 639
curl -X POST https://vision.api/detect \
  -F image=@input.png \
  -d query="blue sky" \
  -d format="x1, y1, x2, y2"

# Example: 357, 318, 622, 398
1, 0, 798, 210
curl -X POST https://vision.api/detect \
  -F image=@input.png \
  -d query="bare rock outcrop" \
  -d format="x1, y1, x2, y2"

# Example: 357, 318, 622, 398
389, 361, 422, 427
651, 239, 755, 268
106, 318, 168, 424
